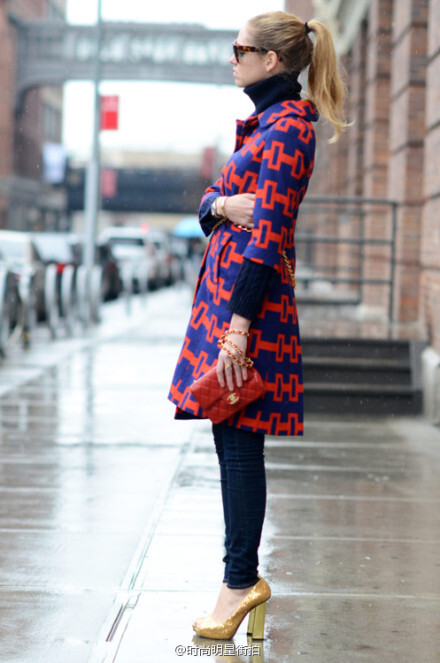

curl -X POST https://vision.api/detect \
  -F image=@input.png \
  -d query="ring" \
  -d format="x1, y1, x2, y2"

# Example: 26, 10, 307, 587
225, 363, 232, 369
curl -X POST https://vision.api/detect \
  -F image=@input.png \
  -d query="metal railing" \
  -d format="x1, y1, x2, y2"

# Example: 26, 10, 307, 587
295, 196, 398, 324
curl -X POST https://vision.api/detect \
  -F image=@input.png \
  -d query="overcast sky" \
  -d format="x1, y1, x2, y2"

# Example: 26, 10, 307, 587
63, 0, 285, 161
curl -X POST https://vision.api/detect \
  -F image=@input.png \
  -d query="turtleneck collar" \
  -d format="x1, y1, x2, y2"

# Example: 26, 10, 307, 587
244, 73, 302, 115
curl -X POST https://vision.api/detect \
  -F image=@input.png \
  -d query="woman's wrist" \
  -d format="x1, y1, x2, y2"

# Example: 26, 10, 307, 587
223, 196, 230, 219
229, 313, 251, 334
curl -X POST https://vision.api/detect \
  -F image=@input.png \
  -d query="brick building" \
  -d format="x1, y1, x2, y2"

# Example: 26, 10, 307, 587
0, 0, 66, 232
286, 0, 440, 419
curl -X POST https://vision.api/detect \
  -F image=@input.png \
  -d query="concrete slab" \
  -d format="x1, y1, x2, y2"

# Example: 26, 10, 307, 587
0, 591, 110, 663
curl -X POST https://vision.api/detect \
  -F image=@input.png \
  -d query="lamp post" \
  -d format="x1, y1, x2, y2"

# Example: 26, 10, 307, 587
83, 0, 103, 323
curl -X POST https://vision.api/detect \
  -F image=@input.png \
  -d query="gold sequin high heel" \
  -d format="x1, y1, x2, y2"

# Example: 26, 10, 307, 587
192, 577, 271, 640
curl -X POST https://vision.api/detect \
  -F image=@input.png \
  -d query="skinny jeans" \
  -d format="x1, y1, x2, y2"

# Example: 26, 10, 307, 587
212, 421, 266, 589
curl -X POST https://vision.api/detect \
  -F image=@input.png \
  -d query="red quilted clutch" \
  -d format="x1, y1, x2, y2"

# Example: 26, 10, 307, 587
189, 365, 266, 424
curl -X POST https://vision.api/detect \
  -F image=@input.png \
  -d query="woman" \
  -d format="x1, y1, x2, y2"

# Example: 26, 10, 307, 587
168, 11, 348, 640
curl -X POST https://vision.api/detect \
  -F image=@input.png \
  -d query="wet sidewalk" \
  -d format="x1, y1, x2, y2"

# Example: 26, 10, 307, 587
1, 286, 440, 663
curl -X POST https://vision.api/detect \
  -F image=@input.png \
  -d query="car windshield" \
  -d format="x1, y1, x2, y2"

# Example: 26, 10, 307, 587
111, 245, 146, 260
32, 235, 73, 262
107, 237, 145, 247
0, 239, 27, 260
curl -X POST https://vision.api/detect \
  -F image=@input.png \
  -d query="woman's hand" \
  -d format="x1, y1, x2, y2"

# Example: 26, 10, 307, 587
216, 315, 251, 391
224, 194, 255, 230
217, 333, 249, 391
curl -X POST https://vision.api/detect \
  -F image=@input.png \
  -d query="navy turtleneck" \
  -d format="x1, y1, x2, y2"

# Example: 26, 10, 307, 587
244, 73, 302, 115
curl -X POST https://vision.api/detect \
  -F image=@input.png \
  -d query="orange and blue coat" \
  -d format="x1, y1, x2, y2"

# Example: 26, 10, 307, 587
169, 98, 318, 436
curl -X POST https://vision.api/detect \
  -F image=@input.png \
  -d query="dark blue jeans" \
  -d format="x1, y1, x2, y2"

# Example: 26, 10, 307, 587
212, 422, 266, 589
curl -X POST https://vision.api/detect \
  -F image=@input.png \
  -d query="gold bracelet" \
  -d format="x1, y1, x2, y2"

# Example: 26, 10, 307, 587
216, 196, 227, 220
219, 343, 254, 368
218, 334, 253, 368
225, 329, 250, 338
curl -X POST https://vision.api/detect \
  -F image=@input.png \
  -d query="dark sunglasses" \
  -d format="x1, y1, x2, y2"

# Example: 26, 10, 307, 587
232, 40, 268, 62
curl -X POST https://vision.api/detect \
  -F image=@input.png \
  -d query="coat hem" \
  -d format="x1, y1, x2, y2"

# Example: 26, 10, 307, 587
172, 403, 304, 436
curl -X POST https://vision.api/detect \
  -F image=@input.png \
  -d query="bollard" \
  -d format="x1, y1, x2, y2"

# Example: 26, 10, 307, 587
0, 267, 10, 357
19, 271, 37, 348
61, 265, 76, 335
90, 265, 103, 323
121, 263, 134, 315
44, 264, 60, 340
75, 265, 90, 327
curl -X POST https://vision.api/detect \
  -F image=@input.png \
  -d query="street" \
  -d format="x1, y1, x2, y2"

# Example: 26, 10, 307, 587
0, 285, 440, 662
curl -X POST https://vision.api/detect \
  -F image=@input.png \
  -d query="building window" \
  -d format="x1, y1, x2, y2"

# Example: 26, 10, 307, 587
47, 1, 65, 22
43, 103, 62, 142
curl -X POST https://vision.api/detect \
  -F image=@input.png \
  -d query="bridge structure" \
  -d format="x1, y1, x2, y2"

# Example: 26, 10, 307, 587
13, 18, 238, 107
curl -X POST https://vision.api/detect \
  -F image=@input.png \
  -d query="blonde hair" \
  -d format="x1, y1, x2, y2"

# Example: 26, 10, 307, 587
248, 11, 350, 142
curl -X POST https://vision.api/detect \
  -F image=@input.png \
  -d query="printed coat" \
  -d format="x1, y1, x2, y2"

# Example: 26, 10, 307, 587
169, 98, 318, 436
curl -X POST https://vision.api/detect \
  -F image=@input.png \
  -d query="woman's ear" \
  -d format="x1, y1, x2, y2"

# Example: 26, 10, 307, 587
265, 50, 282, 73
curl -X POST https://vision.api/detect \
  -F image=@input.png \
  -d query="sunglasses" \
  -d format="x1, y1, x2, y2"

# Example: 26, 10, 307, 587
232, 40, 268, 62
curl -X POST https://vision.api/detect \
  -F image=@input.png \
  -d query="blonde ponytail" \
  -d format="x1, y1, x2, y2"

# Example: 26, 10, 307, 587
248, 12, 351, 143
306, 20, 350, 142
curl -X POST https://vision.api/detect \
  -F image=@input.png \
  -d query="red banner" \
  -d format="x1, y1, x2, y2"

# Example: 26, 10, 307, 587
100, 96, 119, 131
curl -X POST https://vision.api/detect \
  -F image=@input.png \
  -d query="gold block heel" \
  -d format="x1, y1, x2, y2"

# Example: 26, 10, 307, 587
247, 605, 256, 635
193, 577, 271, 640
248, 601, 267, 640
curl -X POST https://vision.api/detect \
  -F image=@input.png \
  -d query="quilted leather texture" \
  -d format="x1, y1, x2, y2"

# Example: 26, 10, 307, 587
190, 366, 266, 424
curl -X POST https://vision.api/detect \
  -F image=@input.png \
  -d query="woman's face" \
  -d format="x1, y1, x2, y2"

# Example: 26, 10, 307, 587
230, 25, 272, 88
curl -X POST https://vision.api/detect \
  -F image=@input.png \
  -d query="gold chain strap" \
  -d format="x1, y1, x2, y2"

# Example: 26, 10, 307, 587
212, 218, 226, 232
282, 250, 297, 290
211, 217, 296, 290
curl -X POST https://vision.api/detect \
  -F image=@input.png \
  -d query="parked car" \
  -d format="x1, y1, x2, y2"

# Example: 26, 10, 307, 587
146, 228, 175, 287
99, 226, 156, 292
66, 234, 123, 302
168, 235, 188, 283
0, 259, 20, 353
96, 238, 123, 301
32, 232, 79, 272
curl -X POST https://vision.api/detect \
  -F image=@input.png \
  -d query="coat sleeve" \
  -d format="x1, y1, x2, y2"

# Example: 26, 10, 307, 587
198, 176, 223, 237
242, 117, 315, 270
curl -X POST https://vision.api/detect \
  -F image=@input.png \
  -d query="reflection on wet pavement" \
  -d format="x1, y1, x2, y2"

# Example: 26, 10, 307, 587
1, 289, 440, 662
0, 290, 196, 662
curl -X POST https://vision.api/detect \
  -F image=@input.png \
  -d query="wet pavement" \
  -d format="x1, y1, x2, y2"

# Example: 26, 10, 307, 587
1, 286, 440, 663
